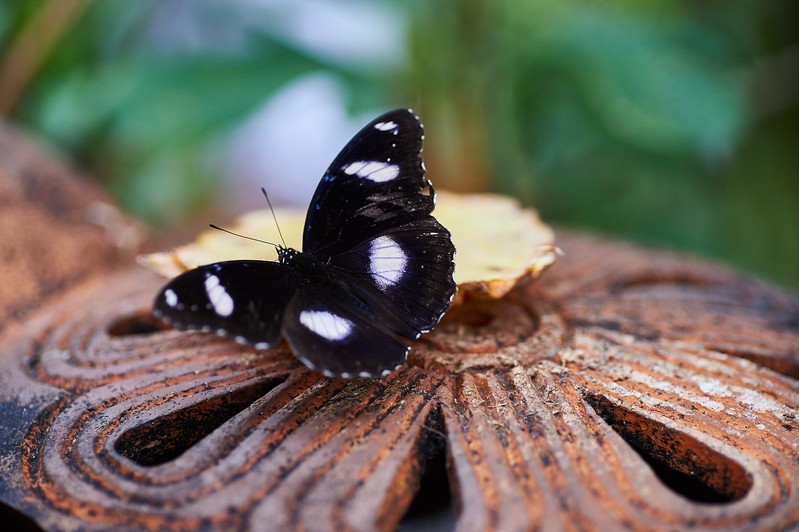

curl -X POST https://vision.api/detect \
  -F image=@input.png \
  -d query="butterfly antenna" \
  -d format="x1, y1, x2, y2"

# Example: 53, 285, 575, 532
208, 224, 278, 248
261, 187, 287, 248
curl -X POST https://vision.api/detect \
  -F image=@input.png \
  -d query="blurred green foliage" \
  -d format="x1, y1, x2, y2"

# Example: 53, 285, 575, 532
409, 1, 798, 288
1, 1, 797, 288
2, 2, 389, 221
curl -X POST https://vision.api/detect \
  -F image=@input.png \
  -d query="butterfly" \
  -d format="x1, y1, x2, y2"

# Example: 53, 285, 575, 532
153, 109, 457, 378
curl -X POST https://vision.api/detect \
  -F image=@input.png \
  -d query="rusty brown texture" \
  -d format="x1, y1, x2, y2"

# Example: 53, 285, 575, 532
0, 123, 137, 336
1, 126, 798, 531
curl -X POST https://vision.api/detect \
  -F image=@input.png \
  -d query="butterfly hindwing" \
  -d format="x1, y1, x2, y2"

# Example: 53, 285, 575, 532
327, 215, 456, 339
153, 261, 298, 348
281, 284, 410, 378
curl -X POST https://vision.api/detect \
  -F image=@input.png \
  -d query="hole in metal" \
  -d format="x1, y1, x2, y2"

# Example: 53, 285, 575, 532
455, 309, 494, 328
610, 274, 714, 293
107, 313, 170, 336
115, 377, 284, 466
399, 405, 456, 530
443, 305, 494, 329
0, 502, 45, 532
585, 393, 752, 504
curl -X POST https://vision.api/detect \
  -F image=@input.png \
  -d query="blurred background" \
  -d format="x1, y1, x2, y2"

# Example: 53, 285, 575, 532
0, 0, 797, 287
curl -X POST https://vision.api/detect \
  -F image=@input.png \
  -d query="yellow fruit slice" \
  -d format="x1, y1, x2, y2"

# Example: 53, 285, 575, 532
434, 191, 560, 302
139, 191, 559, 304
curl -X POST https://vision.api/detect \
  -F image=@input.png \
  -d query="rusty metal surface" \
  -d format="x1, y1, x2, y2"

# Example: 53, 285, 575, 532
1, 123, 798, 531
0, 122, 137, 337
0, 234, 797, 531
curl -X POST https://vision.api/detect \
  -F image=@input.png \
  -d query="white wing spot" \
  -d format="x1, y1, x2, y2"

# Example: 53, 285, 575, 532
205, 274, 234, 317
367, 163, 399, 182
164, 289, 178, 308
374, 121, 397, 131
299, 310, 353, 341
343, 161, 367, 175
369, 235, 408, 290
342, 161, 399, 183
299, 356, 316, 369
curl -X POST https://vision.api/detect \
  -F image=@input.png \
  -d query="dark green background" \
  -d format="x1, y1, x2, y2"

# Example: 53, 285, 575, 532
1, 1, 797, 287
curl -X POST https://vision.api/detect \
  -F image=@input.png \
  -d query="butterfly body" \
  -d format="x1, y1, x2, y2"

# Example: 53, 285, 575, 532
154, 109, 456, 378
278, 246, 371, 317
277, 247, 322, 281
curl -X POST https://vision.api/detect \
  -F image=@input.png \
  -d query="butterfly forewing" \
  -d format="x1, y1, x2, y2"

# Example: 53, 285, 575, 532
303, 109, 431, 259
303, 108, 457, 339
154, 261, 298, 348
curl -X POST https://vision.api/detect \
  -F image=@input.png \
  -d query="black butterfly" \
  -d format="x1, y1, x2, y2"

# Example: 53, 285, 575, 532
153, 109, 456, 378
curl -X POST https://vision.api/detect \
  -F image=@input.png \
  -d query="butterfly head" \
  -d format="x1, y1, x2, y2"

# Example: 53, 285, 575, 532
276, 245, 296, 264
278, 246, 326, 277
